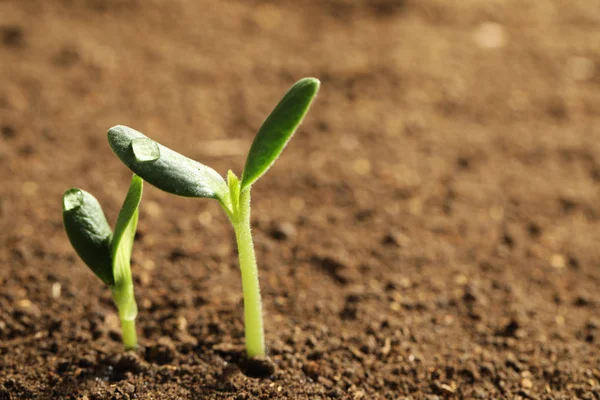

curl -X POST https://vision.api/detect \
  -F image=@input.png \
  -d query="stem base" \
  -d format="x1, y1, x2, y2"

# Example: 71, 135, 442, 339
120, 318, 137, 350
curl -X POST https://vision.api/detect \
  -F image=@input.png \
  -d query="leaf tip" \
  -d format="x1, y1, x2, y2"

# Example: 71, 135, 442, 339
107, 124, 125, 140
298, 77, 321, 94
107, 125, 140, 156
239, 77, 321, 191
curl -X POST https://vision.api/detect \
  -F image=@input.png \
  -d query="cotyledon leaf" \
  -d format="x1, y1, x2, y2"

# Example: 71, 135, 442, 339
107, 125, 228, 201
62, 188, 114, 285
241, 77, 320, 192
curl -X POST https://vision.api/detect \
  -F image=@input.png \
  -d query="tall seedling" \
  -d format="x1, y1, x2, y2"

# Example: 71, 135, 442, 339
107, 78, 320, 357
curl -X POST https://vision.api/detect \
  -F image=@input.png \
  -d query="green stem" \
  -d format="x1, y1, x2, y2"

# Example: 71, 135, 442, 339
231, 189, 265, 358
120, 317, 137, 350
112, 284, 138, 350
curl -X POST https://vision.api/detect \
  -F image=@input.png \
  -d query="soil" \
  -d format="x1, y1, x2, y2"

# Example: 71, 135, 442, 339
1, 0, 600, 399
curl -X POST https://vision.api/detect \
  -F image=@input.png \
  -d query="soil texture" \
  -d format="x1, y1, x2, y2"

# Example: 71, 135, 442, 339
1, 0, 600, 398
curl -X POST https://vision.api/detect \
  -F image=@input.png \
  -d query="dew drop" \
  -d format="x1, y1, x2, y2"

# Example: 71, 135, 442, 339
63, 188, 83, 211
131, 137, 160, 162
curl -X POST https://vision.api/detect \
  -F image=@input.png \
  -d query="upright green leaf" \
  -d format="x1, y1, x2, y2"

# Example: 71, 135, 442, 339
108, 125, 228, 201
111, 174, 143, 287
241, 77, 320, 191
62, 188, 114, 285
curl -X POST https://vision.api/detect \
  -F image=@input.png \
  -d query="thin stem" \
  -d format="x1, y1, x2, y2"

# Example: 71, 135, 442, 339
120, 317, 137, 350
112, 284, 138, 350
231, 188, 265, 358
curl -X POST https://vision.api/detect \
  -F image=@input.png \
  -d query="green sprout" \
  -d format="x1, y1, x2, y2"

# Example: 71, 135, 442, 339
107, 77, 320, 358
62, 175, 143, 350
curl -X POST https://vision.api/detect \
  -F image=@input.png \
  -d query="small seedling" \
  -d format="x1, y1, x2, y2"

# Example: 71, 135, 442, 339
107, 78, 320, 358
62, 175, 143, 350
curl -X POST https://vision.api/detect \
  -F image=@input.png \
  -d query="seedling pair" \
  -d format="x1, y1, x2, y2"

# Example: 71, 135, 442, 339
63, 78, 320, 357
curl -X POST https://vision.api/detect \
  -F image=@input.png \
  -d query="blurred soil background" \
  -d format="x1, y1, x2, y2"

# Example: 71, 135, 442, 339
1, 0, 599, 398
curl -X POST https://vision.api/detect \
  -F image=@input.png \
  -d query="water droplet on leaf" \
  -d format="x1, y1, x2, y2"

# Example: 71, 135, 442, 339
131, 137, 160, 162
63, 188, 83, 211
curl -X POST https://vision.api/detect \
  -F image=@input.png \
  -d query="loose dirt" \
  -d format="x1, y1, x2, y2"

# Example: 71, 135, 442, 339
1, 0, 599, 398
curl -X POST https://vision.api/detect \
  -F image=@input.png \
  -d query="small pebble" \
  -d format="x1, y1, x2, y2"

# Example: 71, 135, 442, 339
51, 282, 61, 299
303, 360, 320, 380
454, 274, 468, 285
17, 299, 32, 309
382, 231, 411, 247
145, 201, 162, 218
439, 383, 455, 394
197, 211, 212, 226
177, 316, 187, 331
521, 378, 533, 389
269, 221, 296, 241
142, 259, 156, 271
138, 271, 151, 286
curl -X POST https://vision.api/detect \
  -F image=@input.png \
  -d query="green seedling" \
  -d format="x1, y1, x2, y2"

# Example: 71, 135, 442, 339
62, 175, 143, 350
107, 77, 320, 358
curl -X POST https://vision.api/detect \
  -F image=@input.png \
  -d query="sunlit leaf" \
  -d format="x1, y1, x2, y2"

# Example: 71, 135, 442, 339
108, 125, 228, 201
241, 77, 320, 191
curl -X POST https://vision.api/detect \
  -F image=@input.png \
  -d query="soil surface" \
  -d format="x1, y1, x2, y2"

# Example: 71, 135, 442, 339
1, 1, 600, 399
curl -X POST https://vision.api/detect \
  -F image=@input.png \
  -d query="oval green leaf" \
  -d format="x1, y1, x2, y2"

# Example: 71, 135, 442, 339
108, 125, 228, 201
63, 188, 114, 285
241, 77, 320, 192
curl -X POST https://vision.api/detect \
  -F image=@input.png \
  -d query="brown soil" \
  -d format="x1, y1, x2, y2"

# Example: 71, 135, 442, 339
1, 0, 600, 399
